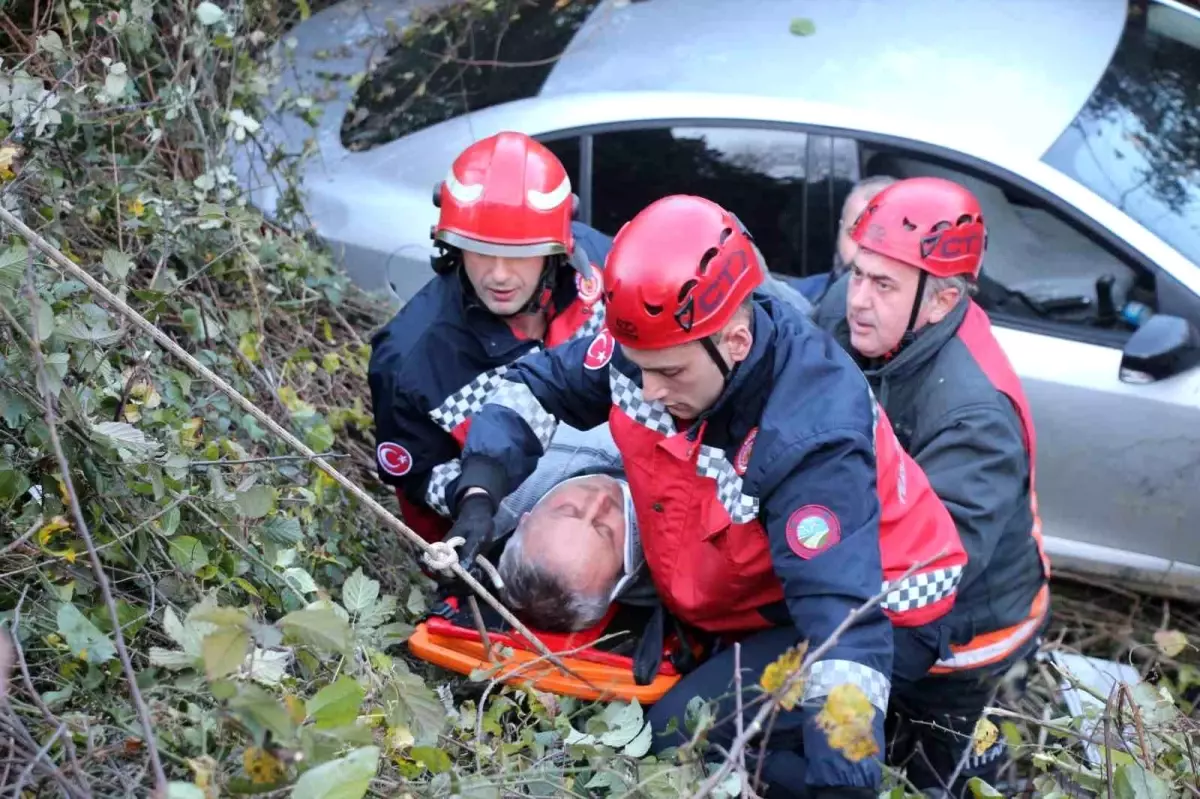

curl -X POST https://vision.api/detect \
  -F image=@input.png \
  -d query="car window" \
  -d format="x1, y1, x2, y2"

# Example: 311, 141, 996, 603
1042, 0, 1200, 270
589, 126, 859, 277
340, 0, 602, 152
861, 146, 1157, 337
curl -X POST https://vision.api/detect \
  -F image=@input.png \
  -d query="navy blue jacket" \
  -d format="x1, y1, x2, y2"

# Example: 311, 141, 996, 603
453, 295, 897, 792
367, 222, 612, 532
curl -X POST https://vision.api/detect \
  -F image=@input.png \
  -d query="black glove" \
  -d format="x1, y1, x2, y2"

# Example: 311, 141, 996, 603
445, 491, 496, 571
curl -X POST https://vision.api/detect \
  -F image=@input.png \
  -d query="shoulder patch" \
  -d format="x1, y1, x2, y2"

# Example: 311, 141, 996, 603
734, 427, 758, 476
377, 441, 413, 477
584, 328, 615, 370
785, 505, 841, 559
575, 270, 603, 305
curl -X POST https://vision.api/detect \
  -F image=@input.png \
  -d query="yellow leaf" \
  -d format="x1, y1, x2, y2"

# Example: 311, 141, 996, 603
321, 318, 335, 344
759, 642, 808, 710
239, 332, 262, 364
243, 746, 284, 784
63, 547, 76, 564
1154, 629, 1189, 658
128, 198, 145, 217
972, 717, 999, 756
37, 516, 72, 546
188, 755, 219, 799
321, 352, 341, 374
387, 725, 415, 753
180, 417, 203, 450
284, 694, 306, 724
816, 683, 879, 762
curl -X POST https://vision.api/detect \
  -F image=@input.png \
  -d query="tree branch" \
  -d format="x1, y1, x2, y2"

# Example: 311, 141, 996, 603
19, 257, 168, 797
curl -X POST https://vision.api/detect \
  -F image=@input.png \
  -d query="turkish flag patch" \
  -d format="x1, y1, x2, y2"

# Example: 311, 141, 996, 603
785, 505, 841, 559
377, 441, 413, 477
584, 328, 615, 370
576, 270, 603, 305
734, 427, 758, 476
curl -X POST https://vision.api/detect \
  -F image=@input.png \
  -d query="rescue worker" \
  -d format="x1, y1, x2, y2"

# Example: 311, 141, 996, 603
812, 177, 1051, 795
438, 194, 969, 798
368, 131, 612, 547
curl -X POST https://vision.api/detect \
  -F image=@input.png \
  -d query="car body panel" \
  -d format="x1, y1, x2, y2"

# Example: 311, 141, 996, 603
541, 0, 1128, 160
233, 0, 1200, 598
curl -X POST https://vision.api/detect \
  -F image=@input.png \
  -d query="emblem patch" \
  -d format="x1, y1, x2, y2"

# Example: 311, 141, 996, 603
377, 442, 413, 477
734, 427, 758, 475
576, 270, 603, 305
785, 505, 841, 559
584, 328, 615, 370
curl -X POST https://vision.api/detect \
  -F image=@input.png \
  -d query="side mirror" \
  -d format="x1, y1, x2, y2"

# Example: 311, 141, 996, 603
1119, 314, 1200, 383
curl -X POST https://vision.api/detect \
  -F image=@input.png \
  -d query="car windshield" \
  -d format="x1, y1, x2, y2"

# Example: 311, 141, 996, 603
340, 0, 601, 152
1042, 0, 1200, 268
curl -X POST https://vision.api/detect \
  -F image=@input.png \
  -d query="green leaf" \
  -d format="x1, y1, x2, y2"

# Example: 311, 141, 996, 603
409, 746, 452, 774
102, 249, 133, 280
0, 245, 26, 292
195, 1, 224, 26
283, 567, 319, 595
33, 299, 53, 341
167, 783, 207, 799
168, 536, 210, 574
160, 505, 181, 536
260, 515, 302, 545
307, 676, 365, 729
305, 423, 334, 452
622, 719, 652, 757
967, 777, 1004, 798
405, 585, 426, 617
789, 17, 816, 36
0, 461, 32, 503
91, 421, 161, 459
342, 568, 379, 616
228, 684, 296, 745
202, 627, 250, 680
291, 745, 380, 799
598, 700, 645, 748
385, 669, 448, 746
57, 603, 116, 664
235, 485, 277, 519
279, 607, 353, 655
1113, 763, 1171, 799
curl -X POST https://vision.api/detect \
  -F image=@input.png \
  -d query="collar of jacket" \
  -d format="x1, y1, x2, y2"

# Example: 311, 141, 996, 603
682, 299, 776, 439
856, 295, 970, 384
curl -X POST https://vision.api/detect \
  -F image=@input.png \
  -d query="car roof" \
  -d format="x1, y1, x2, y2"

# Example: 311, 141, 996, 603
540, 0, 1129, 160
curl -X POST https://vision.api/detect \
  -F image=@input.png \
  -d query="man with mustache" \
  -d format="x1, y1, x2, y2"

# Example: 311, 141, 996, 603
437, 194, 969, 798
368, 131, 613, 549
812, 176, 1050, 796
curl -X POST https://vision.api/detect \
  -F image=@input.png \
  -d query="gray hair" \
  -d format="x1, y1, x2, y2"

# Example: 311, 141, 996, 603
496, 529, 612, 632
923, 273, 976, 303
842, 175, 899, 220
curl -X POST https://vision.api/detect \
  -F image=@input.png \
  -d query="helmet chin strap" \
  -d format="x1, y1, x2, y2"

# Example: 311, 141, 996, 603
896, 270, 929, 354
700, 336, 732, 381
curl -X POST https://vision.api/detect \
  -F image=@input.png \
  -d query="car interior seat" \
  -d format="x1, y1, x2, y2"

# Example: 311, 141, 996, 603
863, 152, 1139, 325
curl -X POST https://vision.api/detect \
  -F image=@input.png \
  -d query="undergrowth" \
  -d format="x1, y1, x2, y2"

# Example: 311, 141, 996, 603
0, 0, 1197, 797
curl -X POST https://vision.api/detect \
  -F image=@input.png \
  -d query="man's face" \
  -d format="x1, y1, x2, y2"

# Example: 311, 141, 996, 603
520, 474, 627, 598
846, 248, 964, 358
837, 189, 873, 268
622, 340, 728, 422
461, 249, 545, 316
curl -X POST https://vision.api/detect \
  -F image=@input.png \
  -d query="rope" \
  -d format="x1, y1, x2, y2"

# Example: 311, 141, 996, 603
0, 205, 590, 686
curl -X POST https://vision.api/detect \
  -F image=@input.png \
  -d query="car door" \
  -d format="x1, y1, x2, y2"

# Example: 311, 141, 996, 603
855, 147, 1200, 597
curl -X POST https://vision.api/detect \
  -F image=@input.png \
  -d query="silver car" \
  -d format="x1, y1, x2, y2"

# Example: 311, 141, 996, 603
234, 0, 1200, 598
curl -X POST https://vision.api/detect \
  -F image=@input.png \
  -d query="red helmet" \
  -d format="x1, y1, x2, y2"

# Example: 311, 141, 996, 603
432, 131, 577, 259
604, 195, 764, 350
849, 176, 987, 279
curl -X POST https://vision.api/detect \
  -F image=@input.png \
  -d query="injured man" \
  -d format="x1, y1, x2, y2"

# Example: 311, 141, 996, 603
491, 422, 657, 631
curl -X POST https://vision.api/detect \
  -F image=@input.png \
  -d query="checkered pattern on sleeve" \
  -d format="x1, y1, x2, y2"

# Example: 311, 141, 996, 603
695, 445, 760, 523
881, 565, 963, 614
803, 658, 891, 713
609, 370, 676, 436
570, 301, 606, 341
490, 380, 559, 452
424, 459, 462, 517
429, 365, 511, 434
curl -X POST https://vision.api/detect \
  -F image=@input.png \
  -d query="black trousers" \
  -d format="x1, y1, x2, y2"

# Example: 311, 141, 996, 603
885, 628, 1044, 797
645, 625, 942, 799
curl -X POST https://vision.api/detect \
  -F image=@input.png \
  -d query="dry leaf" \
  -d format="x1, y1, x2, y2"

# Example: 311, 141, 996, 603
816, 683, 879, 762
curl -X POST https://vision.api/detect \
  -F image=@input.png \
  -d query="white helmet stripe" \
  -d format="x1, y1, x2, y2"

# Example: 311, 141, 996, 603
527, 175, 571, 211
445, 168, 483, 204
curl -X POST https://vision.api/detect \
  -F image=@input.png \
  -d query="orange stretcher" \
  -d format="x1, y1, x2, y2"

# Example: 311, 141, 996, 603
408, 596, 691, 702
